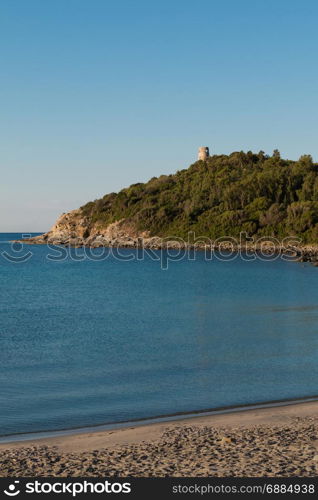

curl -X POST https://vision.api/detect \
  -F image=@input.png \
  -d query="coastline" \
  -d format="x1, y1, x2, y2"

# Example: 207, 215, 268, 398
2, 395, 318, 447
2, 400, 318, 476
15, 235, 318, 265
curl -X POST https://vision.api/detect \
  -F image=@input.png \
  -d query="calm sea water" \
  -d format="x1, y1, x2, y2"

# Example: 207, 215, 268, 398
1, 232, 318, 438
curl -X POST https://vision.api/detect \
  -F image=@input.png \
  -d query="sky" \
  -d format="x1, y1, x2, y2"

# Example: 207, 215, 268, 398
1, 0, 318, 231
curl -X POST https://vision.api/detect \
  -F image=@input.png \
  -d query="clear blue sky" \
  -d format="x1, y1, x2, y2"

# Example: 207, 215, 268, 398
1, 0, 318, 231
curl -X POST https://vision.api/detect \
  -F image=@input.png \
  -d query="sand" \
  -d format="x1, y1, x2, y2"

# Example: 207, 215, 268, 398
2, 401, 318, 476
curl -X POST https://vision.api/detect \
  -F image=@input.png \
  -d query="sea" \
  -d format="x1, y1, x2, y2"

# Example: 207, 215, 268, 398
1, 232, 318, 440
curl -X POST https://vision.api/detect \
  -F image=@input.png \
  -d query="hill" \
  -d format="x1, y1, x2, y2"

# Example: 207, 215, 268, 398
80, 150, 318, 242
26, 151, 318, 252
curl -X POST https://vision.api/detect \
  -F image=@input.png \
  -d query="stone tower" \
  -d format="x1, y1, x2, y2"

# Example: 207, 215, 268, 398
198, 146, 209, 161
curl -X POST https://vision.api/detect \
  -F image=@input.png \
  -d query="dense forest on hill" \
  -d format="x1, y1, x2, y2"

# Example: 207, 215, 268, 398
81, 151, 318, 243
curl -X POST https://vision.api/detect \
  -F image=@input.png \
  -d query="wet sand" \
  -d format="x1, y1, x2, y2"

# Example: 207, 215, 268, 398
2, 401, 318, 476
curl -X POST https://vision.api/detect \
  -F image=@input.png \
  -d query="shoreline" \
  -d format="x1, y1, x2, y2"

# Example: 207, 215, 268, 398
2, 397, 318, 452
14, 237, 318, 266
2, 400, 318, 476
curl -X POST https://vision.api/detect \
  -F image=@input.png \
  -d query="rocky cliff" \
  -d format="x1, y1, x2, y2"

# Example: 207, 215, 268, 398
26, 209, 165, 248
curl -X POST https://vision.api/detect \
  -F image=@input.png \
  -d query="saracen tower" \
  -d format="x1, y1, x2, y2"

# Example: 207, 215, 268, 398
198, 146, 210, 161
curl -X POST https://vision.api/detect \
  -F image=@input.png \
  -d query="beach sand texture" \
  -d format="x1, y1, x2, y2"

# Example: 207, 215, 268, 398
1, 401, 318, 477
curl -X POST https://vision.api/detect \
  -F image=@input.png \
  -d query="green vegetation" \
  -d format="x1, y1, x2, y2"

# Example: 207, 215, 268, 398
81, 151, 318, 243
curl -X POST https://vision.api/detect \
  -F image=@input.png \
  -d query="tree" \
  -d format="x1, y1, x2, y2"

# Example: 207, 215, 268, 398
273, 149, 281, 159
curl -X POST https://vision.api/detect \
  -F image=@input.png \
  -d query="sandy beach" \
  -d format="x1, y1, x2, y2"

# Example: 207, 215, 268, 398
2, 401, 318, 476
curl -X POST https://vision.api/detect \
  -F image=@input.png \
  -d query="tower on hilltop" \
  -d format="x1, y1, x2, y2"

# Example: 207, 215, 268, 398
198, 146, 209, 161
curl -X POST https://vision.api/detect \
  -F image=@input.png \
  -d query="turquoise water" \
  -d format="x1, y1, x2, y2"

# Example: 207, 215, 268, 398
1, 233, 318, 438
